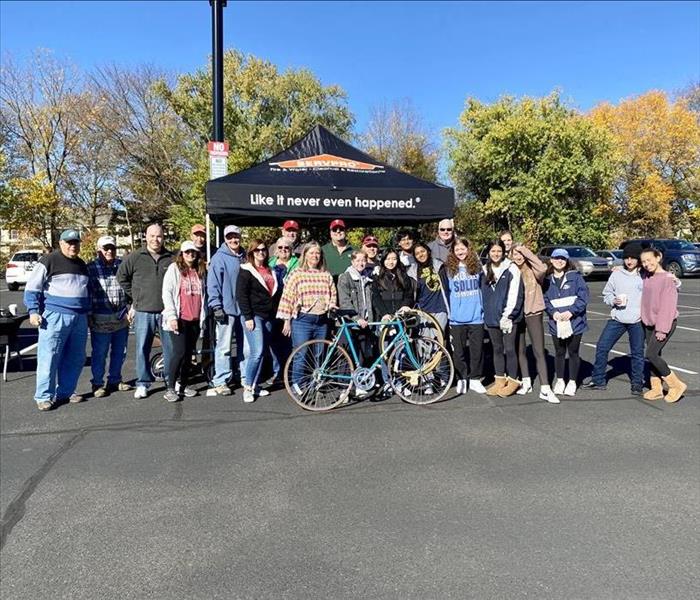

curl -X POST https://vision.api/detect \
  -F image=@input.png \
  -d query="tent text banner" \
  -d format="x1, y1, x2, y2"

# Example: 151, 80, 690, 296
206, 125, 454, 226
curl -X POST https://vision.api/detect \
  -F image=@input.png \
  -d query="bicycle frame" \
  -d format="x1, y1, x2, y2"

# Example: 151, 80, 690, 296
316, 318, 423, 385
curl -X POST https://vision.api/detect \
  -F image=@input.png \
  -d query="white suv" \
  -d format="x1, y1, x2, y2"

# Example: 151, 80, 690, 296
5, 250, 43, 291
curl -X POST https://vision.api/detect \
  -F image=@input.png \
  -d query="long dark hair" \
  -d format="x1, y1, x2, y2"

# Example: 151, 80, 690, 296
377, 249, 409, 290
413, 241, 433, 269
446, 237, 480, 276
246, 238, 270, 268
484, 239, 506, 285
545, 257, 576, 277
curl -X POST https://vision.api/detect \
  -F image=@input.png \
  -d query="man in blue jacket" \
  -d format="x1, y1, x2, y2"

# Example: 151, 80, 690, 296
207, 225, 246, 396
24, 229, 91, 411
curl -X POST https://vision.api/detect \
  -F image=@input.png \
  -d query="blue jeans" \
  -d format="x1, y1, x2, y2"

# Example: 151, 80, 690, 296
242, 316, 273, 387
212, 315, 245, 386
34, 310, 88, 403
133, 311, 172, 388
591, 319, 644, 388
90, 326, 129, 387
290, 313, 329, 383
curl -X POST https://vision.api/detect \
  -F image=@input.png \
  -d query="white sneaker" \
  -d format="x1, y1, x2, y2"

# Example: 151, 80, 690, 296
206, 384, 231, 397
469, 379, 487, 394
564, 381, 577, 397
292, 383, 304, 397
540, 387, 560, 404
243, 388, 255, 403
175, 382, 197, 397
516, 377, 532, 395
553, 379, 566, 395
355, 388, 370, 398
455, 379, 466, 394
134, 385, 148, 399
256, 389, 270, 397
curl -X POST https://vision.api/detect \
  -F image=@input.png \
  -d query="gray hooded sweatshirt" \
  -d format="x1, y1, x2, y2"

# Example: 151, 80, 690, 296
601, 268, 643, 324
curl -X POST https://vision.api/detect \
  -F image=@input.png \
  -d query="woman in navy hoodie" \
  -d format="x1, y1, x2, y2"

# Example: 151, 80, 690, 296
446, 237, 487, 395
543, 248, 589, 397
481, 240, 524, 397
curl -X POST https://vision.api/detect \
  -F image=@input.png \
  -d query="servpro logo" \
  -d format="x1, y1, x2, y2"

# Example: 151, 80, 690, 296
269, 153, 384, 173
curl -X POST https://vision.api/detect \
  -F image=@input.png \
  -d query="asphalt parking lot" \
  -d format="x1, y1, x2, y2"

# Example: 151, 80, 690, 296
1, 279, 699, 599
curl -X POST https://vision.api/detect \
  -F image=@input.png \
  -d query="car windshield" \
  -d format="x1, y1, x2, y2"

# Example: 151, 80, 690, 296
611, 250, 623, 258
663, 240, 696, 251
567, 247, 598, 258
12, 253, 40, 262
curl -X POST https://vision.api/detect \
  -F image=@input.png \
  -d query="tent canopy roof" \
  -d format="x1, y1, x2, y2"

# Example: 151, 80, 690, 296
205, 124, 454, 226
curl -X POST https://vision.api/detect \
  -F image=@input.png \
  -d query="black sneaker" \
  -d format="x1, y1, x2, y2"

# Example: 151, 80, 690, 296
630, 387, 644, 396
582, 381, 607, 391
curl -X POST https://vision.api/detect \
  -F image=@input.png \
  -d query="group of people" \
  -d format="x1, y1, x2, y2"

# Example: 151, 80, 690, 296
23, 217, 687, 411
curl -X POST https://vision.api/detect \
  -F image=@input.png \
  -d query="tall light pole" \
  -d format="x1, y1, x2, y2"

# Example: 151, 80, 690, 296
210, 0, 226, 143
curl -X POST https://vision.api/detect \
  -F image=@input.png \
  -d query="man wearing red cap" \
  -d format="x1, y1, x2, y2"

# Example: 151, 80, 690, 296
269, 220, 302, 257
322, 219, 354, 277
361, 234, 380, 276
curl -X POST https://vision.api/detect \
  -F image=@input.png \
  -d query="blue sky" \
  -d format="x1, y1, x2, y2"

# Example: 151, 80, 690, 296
1, 0, 699, 137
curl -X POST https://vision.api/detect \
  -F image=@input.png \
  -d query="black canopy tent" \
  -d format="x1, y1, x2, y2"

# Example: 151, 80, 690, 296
205, 125, 455, 228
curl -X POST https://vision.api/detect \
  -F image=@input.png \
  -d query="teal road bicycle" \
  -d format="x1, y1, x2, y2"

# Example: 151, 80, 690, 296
283, 310, 454, 412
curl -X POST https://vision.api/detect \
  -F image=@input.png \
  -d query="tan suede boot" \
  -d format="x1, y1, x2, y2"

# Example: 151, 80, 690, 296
486, 376, 506, 396
643, 376, 664, 401
662, 372, 687, 403
498, 377, 521, 397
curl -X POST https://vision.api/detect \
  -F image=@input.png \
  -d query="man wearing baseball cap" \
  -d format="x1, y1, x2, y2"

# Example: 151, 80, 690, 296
207, 224, 246, 396
269, 220, 302, 257
24, 229, 91, 410
361, 234, 380, 276
191, 223, 217, 258
322, 219, 353, 277
87, 235, 131, 398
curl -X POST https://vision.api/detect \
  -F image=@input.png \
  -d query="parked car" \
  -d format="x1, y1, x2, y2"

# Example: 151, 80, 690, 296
5, 250, 42, 291
619, 238, 700, 278
538, 245, 611, 278
693, 242, 700, 250
596, 249, 624, 269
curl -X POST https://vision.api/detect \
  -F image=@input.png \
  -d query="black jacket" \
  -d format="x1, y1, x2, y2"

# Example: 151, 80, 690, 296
236, 263, 281, 321
371, 274, 415, 317
117, 247, 174, 312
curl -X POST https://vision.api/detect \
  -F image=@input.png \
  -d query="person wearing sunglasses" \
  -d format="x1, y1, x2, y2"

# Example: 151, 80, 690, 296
161, 241, 207, 402
269, 237, 299, 285
236, 239, 282, 403
428, 218, 456, 264
206, 224, 246, 397
321, 219, 354, 278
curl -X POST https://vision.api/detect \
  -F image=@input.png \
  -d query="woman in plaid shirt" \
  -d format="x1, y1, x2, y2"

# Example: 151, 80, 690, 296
276, 242, 337, 387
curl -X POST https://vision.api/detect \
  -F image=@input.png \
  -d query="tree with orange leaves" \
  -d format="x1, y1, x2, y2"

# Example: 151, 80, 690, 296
589, 90, 700, 237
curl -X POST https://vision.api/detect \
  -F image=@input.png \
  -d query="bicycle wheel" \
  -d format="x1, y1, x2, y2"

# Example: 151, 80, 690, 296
388, 338, 454, 405
284, 339, 354, 412
378, 308, 445, 352
150, 352, 166, 381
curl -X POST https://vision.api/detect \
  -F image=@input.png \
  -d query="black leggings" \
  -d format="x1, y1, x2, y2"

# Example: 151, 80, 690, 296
550, 333, 583, 383
644, 321, 677, 377
165, 319, 200, 390
450, 324, 484, 379
517, 313, 549, 385
487, 326, 518, 379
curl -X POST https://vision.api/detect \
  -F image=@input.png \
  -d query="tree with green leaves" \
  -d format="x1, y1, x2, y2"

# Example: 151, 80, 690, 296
156, 49, 355, 242
445, 92, 618, 249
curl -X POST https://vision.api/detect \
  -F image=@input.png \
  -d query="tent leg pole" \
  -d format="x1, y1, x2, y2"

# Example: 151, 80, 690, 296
206, 214, 212, 262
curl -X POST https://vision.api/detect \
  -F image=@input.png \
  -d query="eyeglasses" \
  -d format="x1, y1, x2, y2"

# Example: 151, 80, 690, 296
331, 228, 346, 233
225, 234, 239, 240
102, 246, 116, 251
277, 246, 291, 250
439, 228, 453, 232
253, 247, 267, 253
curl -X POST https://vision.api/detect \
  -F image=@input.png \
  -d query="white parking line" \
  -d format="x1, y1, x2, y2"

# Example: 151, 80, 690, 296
679, 292, 700, 297
676, 325, 700, 333
677, 304, 700, 309
583, 343, 699, 375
